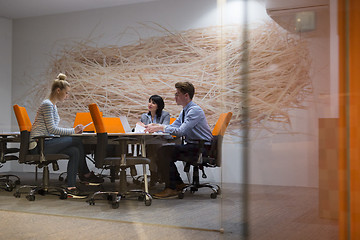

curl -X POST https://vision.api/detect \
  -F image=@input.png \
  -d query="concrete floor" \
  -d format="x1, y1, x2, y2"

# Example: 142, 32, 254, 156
0, 171, 337, 240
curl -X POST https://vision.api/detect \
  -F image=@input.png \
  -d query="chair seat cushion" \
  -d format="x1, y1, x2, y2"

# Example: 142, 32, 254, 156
5, 148, 20, 154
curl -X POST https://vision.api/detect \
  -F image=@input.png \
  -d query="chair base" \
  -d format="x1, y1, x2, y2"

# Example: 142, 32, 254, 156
179, 164, 221, 199
14, 185, 68, 201
87, 164, 152, 208
14, 165, 67, 201
87, 189, 152, 208
178, 182, 221, 199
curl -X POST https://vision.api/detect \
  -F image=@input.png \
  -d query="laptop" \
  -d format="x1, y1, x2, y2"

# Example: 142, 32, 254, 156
119, 116, 132, 133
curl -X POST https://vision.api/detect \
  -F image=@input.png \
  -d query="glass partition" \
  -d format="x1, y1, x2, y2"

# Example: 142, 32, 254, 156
2, 0, 344, 239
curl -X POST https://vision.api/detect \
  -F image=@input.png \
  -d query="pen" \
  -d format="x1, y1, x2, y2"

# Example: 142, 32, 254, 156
83, 122, 93, 128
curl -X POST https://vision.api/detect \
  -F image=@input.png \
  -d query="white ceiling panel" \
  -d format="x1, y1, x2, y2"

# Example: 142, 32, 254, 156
0, 0, 159, 19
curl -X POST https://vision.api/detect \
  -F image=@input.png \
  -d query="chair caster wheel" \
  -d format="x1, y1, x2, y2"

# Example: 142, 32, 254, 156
112, 202, 119, 209
60, 192, 67, 199
210, 192, 217, 199
26, 195, 35, 201
14, 192, 21, 198
5, 182, 14, 192
145, 199, 152, 206
178, 192, 184, 199
88, 199, 95, 205
38, 189, 46, 195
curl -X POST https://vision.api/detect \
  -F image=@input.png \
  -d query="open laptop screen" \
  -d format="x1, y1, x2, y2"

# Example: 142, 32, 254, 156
119, 116, 132, 133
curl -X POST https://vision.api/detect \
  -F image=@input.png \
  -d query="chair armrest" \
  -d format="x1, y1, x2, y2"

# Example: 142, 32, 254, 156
187, 138, 215, 165
185, 139, 212, 145
32, 135, 60, 162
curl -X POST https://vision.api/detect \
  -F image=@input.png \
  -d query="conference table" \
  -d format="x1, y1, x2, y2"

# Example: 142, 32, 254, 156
73, 132, 176, 179
1, 131, 175, 175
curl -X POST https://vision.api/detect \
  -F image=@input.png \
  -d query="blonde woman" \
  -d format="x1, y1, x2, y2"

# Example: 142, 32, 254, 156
30, 73, 103, 198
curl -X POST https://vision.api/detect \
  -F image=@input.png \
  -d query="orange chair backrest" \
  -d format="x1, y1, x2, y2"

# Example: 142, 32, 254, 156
170, 117, 176, 124
212, 112, 232, 136
13, 104, 32, 132
73, 112, 102, 132
88, 103, 125, 133
89, 103, 106, 134
102, 117, 125, 133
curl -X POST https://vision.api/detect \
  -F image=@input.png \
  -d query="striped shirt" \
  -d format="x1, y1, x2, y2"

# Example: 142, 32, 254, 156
30, 99, 75, 145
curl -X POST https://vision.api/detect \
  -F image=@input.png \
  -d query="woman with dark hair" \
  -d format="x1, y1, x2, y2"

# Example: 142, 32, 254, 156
138, 95, 170, 186
139, 95, 170, 125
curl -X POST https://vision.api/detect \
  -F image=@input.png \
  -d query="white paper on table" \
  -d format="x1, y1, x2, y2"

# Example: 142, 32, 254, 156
134, 123, 145, 133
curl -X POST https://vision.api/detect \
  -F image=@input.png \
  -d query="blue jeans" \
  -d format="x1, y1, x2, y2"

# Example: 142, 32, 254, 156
33, 136, 90, 187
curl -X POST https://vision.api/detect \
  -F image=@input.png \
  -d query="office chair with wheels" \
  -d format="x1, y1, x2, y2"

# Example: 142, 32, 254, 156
88, 103, 152, 208
178, 112, 232, 199
13, 104, 68, 201
0, 134, 21, 191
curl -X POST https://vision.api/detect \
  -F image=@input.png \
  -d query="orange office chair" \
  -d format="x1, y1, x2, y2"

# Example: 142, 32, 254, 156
88, 103, 152, 208
13, 104, 68, 201
178, 112, 233, 199
170, 117, 176, 124
73, 111, 103, 132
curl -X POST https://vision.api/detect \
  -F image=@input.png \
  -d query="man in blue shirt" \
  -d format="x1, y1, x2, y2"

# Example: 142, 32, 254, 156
145, 82, 213, 198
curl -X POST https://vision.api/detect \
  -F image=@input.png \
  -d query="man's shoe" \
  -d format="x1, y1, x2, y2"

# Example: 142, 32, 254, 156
66, 188, 88, 199
153, 188, 180, 199
79, 171, 104, 185
176, 183, 188, 191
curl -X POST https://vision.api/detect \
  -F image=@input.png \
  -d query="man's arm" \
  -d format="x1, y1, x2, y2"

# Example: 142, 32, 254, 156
144, 123, 165, 133
145, 111, 181, 133
165, 107, 203, 136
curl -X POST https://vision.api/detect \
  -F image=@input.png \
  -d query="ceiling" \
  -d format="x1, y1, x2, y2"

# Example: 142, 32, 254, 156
0, 0, 158, 19
0, 0, 329, 20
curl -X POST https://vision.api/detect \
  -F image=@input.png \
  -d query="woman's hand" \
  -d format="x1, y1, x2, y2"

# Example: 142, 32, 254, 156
74, 124, 84, 134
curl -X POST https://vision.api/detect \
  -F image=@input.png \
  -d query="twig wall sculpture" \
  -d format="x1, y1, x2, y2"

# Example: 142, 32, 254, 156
21, 21, 311, 136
